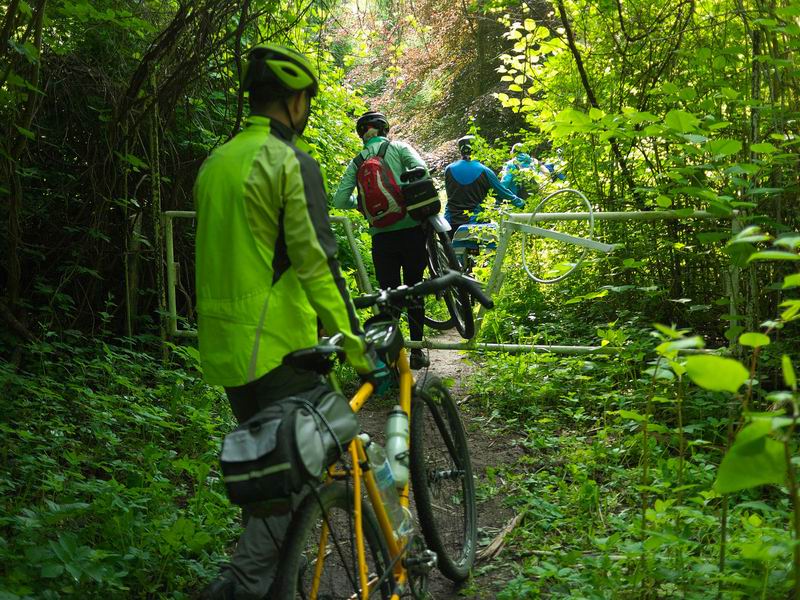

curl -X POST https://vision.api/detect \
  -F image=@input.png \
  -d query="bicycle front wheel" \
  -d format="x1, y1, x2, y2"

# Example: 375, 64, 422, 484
423, 228, 475, 339
273, 482, 394, 599
409, 377, 477, 582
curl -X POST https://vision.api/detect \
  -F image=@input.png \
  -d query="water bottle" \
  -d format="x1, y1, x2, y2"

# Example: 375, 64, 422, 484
385, 406, 410, 489
360, 434, 412, 539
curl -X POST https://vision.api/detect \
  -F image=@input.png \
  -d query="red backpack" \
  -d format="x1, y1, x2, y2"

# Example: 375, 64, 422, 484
354, 141, 406, 228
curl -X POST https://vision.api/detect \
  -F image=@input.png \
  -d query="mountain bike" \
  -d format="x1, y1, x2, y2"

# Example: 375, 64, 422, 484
421, 216, 475, 340
399, 166, 475, 341
272, 270, 493, 599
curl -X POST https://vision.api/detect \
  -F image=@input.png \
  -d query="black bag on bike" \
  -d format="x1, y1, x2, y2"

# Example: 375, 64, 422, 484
220, 391, 358, 516
402, 176, 441, 221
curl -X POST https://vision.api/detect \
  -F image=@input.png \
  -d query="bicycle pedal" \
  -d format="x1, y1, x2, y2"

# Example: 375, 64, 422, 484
405, 549, 438, 574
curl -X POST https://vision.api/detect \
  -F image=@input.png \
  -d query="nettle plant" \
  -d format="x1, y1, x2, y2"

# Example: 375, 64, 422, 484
643, 226, 800, 596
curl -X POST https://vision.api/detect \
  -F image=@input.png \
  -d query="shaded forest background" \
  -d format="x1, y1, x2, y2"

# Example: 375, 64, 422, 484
2, 0, 800, 597
2, 0, 798, 347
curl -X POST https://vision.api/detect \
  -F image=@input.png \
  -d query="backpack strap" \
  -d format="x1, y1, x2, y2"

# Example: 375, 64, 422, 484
353, 147, 370, 169
377, 141, 390, 158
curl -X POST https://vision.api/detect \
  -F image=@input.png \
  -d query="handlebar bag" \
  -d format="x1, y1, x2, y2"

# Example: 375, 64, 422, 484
220, 391, 358, 516
402, 177, 441, 221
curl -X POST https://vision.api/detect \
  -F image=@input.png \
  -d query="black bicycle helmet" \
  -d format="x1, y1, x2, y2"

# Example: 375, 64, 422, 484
356, 111, 390, 138
457, 135, 475, 155
242, 44, 319, 97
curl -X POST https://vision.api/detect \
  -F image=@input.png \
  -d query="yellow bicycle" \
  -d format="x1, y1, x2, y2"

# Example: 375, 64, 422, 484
272, 271, 494, 599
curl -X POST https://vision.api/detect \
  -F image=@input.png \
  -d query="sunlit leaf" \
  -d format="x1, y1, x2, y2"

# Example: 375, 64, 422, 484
738, 332, 770, 347
686, 355, 749, 393
783, 355, 797, 391
750, 142, 777, 153
747, 251, 799, 263
783, 274, 800, 289
774, 236, 800, 250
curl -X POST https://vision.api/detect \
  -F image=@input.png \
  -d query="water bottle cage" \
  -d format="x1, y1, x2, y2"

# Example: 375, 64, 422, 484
393, 450, 410, 463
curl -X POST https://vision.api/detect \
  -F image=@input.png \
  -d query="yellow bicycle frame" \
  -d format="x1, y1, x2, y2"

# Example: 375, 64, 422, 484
309, 348, 414, 600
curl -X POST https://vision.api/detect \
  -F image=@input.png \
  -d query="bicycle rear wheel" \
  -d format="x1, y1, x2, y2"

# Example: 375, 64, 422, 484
409, 377, 477, 582
273, 482, 394, 599
423, 228, 475, 339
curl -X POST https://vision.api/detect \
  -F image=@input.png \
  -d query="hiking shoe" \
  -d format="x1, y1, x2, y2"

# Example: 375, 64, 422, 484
409, 349, 430, 370
199, 577, 236, 600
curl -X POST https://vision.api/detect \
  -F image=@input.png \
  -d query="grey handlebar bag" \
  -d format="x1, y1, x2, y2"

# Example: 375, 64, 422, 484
220, 390, 359, 517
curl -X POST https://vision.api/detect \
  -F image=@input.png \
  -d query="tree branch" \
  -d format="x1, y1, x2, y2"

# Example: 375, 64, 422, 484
556, 0, 639, 203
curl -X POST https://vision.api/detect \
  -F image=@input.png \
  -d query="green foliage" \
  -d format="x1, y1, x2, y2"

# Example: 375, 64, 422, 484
715, 417, 788, 494
685, 355, 749, 393
0, 335, 237, 597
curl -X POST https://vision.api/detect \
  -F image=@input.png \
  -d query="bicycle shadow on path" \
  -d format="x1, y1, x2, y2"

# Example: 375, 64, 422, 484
358, 330, 525, 599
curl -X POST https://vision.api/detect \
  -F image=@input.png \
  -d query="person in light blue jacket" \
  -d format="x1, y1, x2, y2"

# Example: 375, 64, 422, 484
500, 143, 551, 199
443, 135, 524, 235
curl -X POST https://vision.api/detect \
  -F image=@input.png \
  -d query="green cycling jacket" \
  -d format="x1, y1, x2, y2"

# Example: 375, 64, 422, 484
194, 115, 372, 387
331, 136, 428, 235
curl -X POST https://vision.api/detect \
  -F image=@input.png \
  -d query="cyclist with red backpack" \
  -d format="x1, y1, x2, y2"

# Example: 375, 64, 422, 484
332, 111, 431, 370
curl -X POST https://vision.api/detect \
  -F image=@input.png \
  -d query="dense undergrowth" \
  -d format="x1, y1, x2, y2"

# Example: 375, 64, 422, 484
465, 244, 799, 598
469, 350, 789, 598
0, 336, 235, 598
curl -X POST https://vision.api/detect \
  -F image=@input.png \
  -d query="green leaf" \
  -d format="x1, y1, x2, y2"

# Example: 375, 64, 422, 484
686, 355, 749, 393
41, 563, 64, 578
774, 236, 800, 250
656, 336, 705, 357
114, 151, 149, 170
664, 109, 700, 132
15, 125, 35, 139
739, 332, 770, 347
783, 355, 797, 391
728, 225, 769, 245
706, 138, 742, 157
783, 274, 800, 289
653, 323, 690, 339
747, 250, 800, 263
655, 195, 672, 208
614, 409, 647, 422
714, 420, 787, 493
555, 108, 591, 126
781, 299, 800, 322
589, 107, 605, 121
750, 142, 777, 153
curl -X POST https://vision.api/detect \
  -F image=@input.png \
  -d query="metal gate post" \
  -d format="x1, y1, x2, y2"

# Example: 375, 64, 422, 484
474, 224, 513, 337
728, 215, 742, 355
164, 213, 178, 337
332, 216, 373, 294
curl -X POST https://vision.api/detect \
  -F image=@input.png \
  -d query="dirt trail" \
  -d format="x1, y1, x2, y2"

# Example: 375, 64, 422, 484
359, 331, 523, 599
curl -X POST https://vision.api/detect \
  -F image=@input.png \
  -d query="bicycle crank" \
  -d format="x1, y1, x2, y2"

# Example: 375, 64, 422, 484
404, 535, 437, 599
428, 468, 465, 484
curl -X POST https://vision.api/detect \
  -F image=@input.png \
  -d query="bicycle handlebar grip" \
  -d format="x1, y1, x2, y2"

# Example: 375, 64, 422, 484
455, 273, 494, 309
413, 271, 460, 297
353, 294, 378, 309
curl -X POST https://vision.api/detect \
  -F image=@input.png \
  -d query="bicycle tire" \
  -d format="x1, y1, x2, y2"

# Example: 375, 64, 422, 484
273, 482, 394, 599
423, 228, 475, 339
409, 377, 477, 582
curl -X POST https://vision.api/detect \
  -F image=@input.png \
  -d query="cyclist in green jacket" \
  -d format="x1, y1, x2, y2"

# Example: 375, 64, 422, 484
196, 45, 383, 600
332, 111, 431, 369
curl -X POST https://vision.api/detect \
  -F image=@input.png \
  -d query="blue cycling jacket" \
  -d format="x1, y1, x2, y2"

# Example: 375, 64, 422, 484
444, 159, 522, 228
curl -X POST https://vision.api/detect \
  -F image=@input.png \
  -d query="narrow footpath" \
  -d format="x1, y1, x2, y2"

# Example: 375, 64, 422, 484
359, 331, 524, 599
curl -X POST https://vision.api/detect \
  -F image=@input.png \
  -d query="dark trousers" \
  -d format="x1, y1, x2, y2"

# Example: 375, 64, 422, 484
371, 225, 427, 342
223, 365, 327, 598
